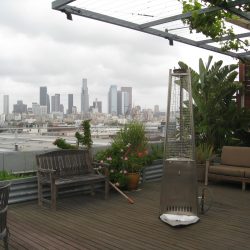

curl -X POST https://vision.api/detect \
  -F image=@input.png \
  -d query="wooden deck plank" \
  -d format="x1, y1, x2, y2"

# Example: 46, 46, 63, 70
0, 182, 249, 250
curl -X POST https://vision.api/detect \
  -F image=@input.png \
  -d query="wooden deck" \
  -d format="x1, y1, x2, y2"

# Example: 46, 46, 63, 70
1, 181, 250, 250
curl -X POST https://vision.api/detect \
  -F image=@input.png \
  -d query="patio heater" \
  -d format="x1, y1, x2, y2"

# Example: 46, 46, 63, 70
159, 68, 199, 226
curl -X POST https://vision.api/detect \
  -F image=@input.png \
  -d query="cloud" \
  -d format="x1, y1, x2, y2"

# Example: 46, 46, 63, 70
0, 0, 236, 113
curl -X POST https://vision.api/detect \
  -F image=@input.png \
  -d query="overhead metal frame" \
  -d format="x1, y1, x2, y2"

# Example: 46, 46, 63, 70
52, 0, 250, 62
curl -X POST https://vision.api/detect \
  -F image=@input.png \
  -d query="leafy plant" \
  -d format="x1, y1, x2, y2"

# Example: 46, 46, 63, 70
0, 170, 35, 181
95, 121, 149, 189
75, 120, 93, 149
196, 143, 214, 164
178, 56, 250, 152
54, 120, 93, 150
179, 0, 249, 52
53, 138, 77, 149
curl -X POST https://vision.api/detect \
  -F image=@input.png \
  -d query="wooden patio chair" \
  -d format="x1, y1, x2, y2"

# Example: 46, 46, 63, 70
0, 182, 11, 250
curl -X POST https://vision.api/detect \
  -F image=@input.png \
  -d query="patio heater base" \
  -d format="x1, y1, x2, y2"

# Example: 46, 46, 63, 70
160, 213, 199, 227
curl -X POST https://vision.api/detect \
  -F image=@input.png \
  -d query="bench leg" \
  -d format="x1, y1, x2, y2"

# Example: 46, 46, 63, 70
242, 182, 246, 191
90, 184, 95, 196
38, 182, 43, 206
51, 183, 57, 210
104, 179, 109, 200
205, 160, 209, 186
4, 228, 9, 250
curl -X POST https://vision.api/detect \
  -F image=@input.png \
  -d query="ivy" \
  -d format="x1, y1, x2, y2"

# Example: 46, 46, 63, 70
179, 0, 250, 52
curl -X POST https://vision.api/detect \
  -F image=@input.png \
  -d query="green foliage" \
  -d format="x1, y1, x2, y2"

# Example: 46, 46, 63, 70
75, 120, 93, 149
53, 120, 93, 150
196, 143, 214, 164
150, 143, 164, 160
178, 56, 250, 152
95, 121, 149, 189
53, 138, 77, 149
179, 0, 249, 52
0, 170, 35, 181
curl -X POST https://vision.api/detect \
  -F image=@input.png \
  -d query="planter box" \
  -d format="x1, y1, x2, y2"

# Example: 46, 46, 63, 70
142, 159, 163, 183
0, 176, 38, 204
0, 176, 105, 205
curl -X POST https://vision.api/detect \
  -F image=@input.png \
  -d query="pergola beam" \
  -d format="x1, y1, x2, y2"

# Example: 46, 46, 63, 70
197, 32, 250, 45
51, 0, 249, 61
59, 5, 239, 59
138, 0, 250, 29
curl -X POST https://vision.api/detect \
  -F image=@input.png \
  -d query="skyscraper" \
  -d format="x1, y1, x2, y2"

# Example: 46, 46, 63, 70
93, 98, 102, 113
40, 87, 47, 106
81, 78, 89, 114
55, 94, 60, 112
51, 96, 55, 112
108, 85, 117, 115
46, 94, 50, 114
121, 87, 132, 114
68, 94, 73, 114
3, 95, 9, 115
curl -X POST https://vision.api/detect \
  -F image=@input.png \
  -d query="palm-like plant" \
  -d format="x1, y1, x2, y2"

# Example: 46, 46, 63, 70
178, 56, 250, 152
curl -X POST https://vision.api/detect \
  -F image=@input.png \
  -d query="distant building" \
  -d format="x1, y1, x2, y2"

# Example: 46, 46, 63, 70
40, 87, 47, 106
55, 94, 60, 112
13, 100, 27, 114
46, 94, 50, 114
59, 104, 64, 114
81, 78, 89, 114
93, 98, 102, 113
108, 85, 117, 115
154, 105, 160, 113
51, 96, 55, 112
32, 103, 40, 116
3, 95, 9, 115
72, 106, 77, 114
68, 94, 73, 114
121, 86, 132, 115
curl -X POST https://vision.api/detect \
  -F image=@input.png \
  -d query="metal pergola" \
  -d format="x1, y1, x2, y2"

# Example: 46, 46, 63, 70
51, 0, 250, 62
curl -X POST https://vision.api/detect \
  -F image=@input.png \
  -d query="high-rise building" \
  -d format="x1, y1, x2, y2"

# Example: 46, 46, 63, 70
121, 91, 129, 115
93, 98, 102, 113
117, 91, 122, 115
13, 100, 27, 114
59, 104, 64, 113
81, 78, 89, 114
3, 95, 9, 115
121, 87, 132, 114
108, 85, 117, 115
68, 94, 73, 114
40, 87, 47, 106
55, 94, 60, 112
32, 103, 40, 116
51, 96, 55, 112
46, 94, 50, 114
154, 105, 160, 113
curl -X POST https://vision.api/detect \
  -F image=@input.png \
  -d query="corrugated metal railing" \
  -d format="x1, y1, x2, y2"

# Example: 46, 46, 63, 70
2, 159, 164, 204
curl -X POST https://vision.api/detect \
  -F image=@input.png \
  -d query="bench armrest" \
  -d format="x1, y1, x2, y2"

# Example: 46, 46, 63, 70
38, 168, 56, 173
93, 162, 110, 176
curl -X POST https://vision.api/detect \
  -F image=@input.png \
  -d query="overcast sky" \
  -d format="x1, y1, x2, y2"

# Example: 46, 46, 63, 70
0, 0, 236, 113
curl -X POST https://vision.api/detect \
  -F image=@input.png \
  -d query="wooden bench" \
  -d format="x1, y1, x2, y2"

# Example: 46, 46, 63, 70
36, 149, 109, 209
205, 146, 250, 190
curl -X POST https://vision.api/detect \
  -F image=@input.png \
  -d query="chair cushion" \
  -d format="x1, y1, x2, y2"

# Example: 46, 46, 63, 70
221, 146, 250, 168
209, 165, 245, 177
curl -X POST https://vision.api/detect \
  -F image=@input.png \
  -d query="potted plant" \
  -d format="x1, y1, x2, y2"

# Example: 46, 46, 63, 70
95, 121, 149, 190
195, 143, 214, 181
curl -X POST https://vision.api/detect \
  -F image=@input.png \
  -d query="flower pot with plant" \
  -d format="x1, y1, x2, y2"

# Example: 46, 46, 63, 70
95, 121, 149, 190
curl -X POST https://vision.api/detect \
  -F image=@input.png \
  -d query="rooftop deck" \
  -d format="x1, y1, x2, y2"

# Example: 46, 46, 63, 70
2, 181, 250, 250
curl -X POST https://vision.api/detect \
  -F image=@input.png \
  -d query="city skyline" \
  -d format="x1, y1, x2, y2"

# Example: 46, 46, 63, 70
0, 1, 236, 115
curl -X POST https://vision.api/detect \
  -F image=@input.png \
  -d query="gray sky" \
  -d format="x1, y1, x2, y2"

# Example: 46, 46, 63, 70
0, 0, 236, 113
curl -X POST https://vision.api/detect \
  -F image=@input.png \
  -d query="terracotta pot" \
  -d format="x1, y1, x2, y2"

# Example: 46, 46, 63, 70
127, 172, 140, 190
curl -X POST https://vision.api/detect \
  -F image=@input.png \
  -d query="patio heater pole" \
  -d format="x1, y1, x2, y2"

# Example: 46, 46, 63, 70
160, 68, 199, 227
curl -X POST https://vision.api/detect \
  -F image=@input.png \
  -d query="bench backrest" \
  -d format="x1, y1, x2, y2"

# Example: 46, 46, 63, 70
221, 146, 250, 168
36, 149, 94, 177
